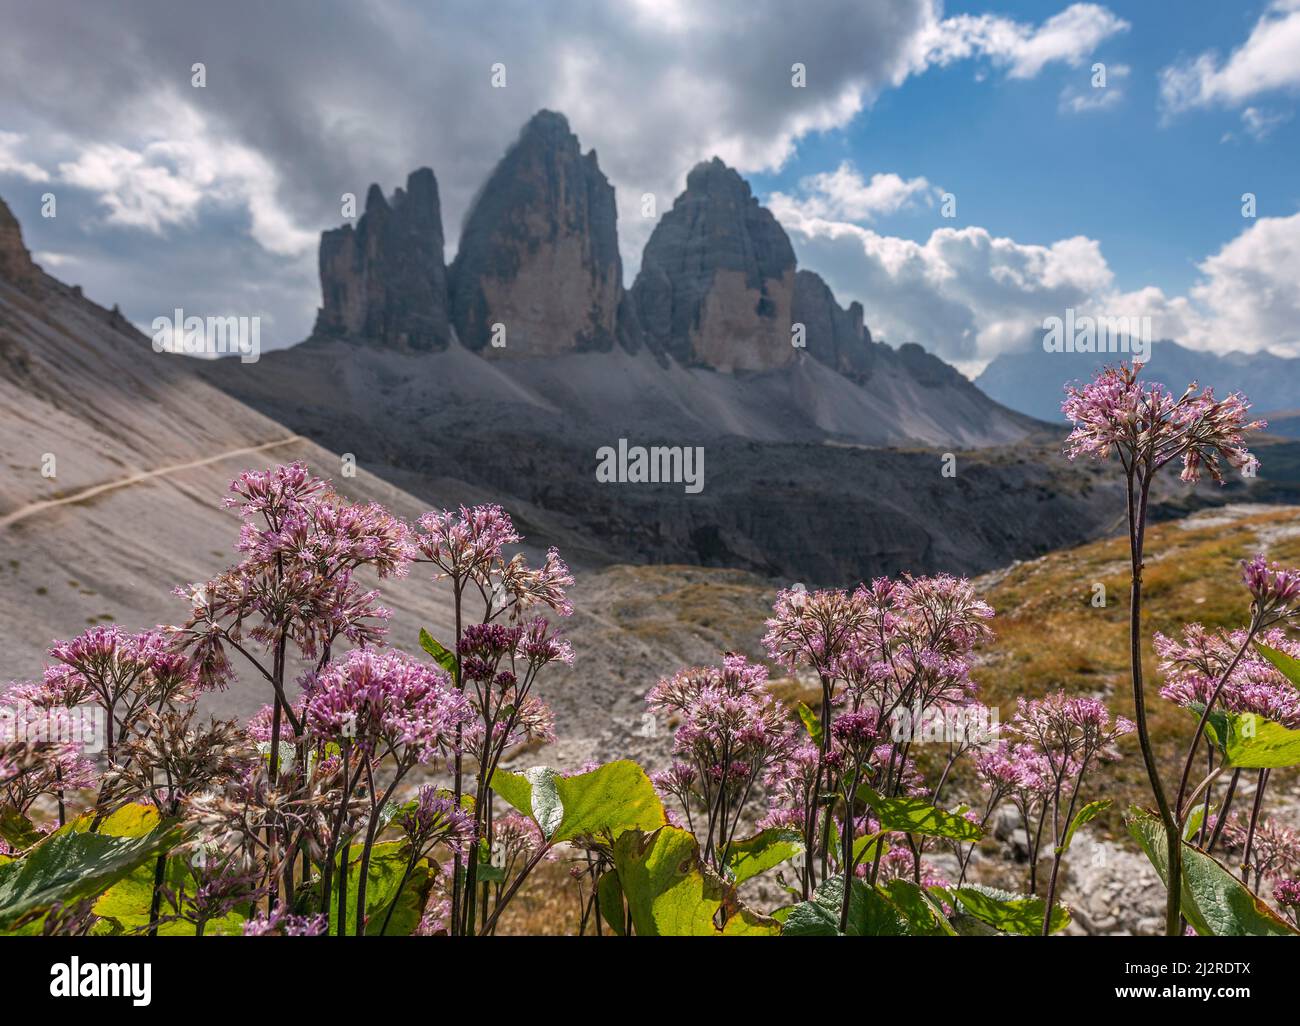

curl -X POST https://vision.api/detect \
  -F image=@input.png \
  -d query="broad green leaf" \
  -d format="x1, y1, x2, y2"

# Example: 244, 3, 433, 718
611, 826, 779, 936
1193, 703, 1300, 769
1125, 806, 1296, 936
315, 841, 433, 937
881, 878, 956, 936
951, 884, 1070, 935
491, 760, 665, 844
1221, 715, 1300, 769
1256, 642, 1300, 690
418, 628, 459, 677
858, 786, 982, 842
782, 878, 908, 937
0, 808, 42, 850
780, 896, 840, 936
92, 855, 248, 936
69, 802, 162, 838
851, 830, 888, 865
796, 702, 823, 745
1057, 799, 1111, 855
489, 768, 534, 818
723, 829, 803, 884
1183, 805, 1207, 843
0, 823, 178, 930
596, 871, 626, 936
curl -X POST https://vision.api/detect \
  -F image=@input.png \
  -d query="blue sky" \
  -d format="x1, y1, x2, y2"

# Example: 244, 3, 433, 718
750, 0, 1299, 302
1, 0, 1298, 373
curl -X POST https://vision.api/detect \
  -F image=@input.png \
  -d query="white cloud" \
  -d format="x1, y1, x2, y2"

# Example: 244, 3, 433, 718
30, 251, 77, 268
53, 96, 314, 256
768, 163, 938, 223
1160, 0, 1300, 114
1240, 105, 1292, 140
0, 131, 50, 183
1186, 211, 1300, 353
914, 3, 1129, 80
1059, 63, 1129, 113
773, 198, 1300, 373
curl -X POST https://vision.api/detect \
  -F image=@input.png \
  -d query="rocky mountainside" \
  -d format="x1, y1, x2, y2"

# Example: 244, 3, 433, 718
194, 108, 1300, 584
315, 168, 450, 352
299, 110, 1035, 445
625, 156, 797, 371
449, 111, 622, 355
977, 337, 1300, 423
0, 198, 37, 292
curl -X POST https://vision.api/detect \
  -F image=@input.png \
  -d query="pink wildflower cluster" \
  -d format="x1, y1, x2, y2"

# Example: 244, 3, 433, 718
304, 649, 470, 764
1242, 555, 1300, 626
648, 654, 794, 870
1062, 362, 1263, 483
1005, 693, 1133, 779
1157, 625, 1300, 728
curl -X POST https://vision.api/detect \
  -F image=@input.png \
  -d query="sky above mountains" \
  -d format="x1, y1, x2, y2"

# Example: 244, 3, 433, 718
0, 0, 1297, 374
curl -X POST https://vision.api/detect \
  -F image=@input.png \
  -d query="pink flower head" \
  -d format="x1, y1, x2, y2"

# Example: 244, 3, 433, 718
1006, 691, 1132, 778
242, 908, 328, 937
1274, 878, 1300, 909
1242, 555, 1300, 625
1157, 625, 1300, 728
304, 648, 471, 763
414, 505, 520, 579
1062, 363, 1263, 484
396, 785, 474, 854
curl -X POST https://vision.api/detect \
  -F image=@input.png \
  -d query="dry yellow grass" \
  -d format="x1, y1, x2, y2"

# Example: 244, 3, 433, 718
973, 504, 1300, 826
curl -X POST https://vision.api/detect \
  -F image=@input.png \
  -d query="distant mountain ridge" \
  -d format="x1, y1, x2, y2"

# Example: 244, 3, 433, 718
295, 108, 1034, 450
977, 338, 1300, 423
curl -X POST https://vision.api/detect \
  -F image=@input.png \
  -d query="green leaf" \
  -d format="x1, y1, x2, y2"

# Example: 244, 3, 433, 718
796, 702, 823, 745
1125, 806, 1297, 936
852, 830, 888, 865
723, 829, 803, 884
0, 808, 42, 851
92, 855, 248, 936
596, 871, 626, 936
488, 768, 534, 818
1057, 798, 1111, 855
1256, 642, 1300, 690
490, 760, 666, 844
881, 878, 957, 936
858, 786, 982, 842
418, 628, 459, 677
780, 897, 840, 936
1183, 805, 1207, 843
951, 884, 1070, 935
69, 802, 162, 838
474, 838, 506, 884
611, 826, 779, 936
0, 822, 179, 930
1193, 702, 1300, 769
1220, 714, 1300, 769
316, 841, 433, 937
782, 878, 908, 937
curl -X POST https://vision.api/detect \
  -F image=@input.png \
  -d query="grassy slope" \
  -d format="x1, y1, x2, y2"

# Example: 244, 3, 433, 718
973, 502, 1300, 830
495, 504, 1300, 932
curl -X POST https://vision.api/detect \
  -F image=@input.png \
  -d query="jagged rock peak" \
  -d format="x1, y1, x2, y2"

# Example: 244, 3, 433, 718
791, 269, 875, 380
449, 109, 622, 356
314, 167, 450, 352
0, 196, 38, 291
627, 156, 798, 372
